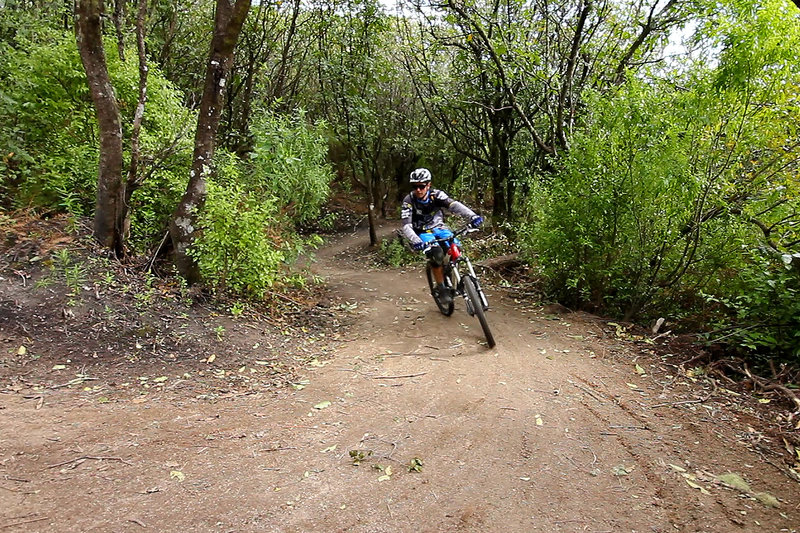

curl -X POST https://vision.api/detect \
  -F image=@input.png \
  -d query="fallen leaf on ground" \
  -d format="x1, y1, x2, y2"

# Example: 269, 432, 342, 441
408, 457, 424, 472
612, 465, 632, 476
685, 479, 710, 495
170, 470, 185, 482
717, 472, 751, 493
313, 400, 331, 410
349, 449, 372, 465
754, 492, 780, 508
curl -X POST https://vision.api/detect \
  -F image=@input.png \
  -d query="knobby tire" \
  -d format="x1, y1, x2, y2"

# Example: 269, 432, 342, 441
463, 275, 495, 348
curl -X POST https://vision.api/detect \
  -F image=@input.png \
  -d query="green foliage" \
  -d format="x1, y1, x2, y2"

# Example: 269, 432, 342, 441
703, 253, 800, 360
519, 56, 800, 361
0, 31, 97, 212
189, 179, 288, 297
34, 247, 87, 299
376, 236, 417, 267
703, 0, 799, 94
0, 20, 193, 251
189, 111, 333, 297
245, 110, 332, 225
520, 80, 722, 315
110, 46, 195, 250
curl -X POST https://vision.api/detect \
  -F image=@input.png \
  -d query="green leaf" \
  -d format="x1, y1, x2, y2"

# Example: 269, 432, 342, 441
408, 457, 424, 472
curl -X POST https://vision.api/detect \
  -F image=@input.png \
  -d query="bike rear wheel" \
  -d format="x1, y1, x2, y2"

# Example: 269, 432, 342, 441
463, 275, 495, 348
426, 264, 454, 316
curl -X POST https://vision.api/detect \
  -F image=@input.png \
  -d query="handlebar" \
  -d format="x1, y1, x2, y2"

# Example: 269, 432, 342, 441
422, 225, 479, 250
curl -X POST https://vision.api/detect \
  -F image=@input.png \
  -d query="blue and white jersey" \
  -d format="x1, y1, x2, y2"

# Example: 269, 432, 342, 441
400, 188, 477, 246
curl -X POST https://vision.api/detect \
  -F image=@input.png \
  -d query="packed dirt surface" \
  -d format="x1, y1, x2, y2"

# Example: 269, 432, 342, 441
2, 223, 799, 532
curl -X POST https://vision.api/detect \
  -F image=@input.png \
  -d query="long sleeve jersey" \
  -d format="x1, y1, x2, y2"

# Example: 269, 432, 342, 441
400, 188, 477, 246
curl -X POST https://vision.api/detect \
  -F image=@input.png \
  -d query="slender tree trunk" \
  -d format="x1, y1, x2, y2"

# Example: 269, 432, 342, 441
123, 0, 149, 240
490, 166, 506, 220
64, 0, 72, 30
75, 0, 125, 256
170, 0, 251, 283
112, 0, 125, 61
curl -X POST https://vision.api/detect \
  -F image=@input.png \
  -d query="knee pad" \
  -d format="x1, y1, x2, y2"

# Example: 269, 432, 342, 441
425, 245, 445, 267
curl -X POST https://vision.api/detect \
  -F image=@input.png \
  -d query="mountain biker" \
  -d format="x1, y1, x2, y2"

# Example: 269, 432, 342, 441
400, 168, 484, 306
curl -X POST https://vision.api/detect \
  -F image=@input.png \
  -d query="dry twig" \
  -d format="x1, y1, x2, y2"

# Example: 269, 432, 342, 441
47, 455, 132, 469
744, 364, 800, 412
1, 516, 49, 529
372, 372, 427, 380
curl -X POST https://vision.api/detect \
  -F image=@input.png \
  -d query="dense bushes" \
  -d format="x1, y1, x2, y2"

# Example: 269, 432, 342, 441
0, 31, 97, 213
519, 71, 800, 360
0, 24, 193, 250
0, 14, 333, 297
189, 113, 333, 297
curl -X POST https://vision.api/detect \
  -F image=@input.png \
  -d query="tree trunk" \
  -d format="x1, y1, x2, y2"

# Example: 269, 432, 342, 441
123, 0, 149, 241
169, 0, 251, 283
75, 0, 125, 256
112, 0, 125, 62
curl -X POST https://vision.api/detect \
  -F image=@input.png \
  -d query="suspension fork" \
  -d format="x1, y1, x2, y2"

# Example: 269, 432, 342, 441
446, 260, 461, 292
460, 256, 489, 309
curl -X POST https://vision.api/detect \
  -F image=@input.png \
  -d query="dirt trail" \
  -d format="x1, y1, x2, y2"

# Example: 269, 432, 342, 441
1, 227, 798, 532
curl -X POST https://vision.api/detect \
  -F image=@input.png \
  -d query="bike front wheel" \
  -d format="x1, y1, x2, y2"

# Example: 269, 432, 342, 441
463, 275, 495, 348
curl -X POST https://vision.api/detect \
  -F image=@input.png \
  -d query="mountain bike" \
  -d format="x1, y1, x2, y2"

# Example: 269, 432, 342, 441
423, 226, 495, 348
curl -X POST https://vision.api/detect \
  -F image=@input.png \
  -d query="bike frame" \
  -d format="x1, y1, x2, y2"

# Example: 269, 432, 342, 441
428, 227, 489, 312
418, 225, 495, 347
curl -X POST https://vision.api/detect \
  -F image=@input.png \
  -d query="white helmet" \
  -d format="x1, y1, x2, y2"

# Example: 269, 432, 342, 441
409, 168, 432, 184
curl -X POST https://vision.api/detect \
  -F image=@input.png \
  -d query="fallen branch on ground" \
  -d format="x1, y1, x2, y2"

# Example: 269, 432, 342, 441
1, 516, 49, 529
372, 372, 427, 380
743, 364, 800, 413
478, 253, 521, 270
47, 455, 133, 469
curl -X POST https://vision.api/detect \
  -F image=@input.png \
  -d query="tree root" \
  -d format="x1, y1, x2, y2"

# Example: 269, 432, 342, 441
742, 363, 800, 413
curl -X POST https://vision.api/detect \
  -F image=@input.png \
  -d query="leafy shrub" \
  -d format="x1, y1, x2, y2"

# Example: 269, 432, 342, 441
0, 32, 96, 212
520, 81, 733, 317
189, 181, 288, 297
703, 252, 800, 361
376, 235, 417, 267
0, 22, 193, 250
245, 110, 333, 225
189, 111, 334, 297
518, 71, 800, 363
